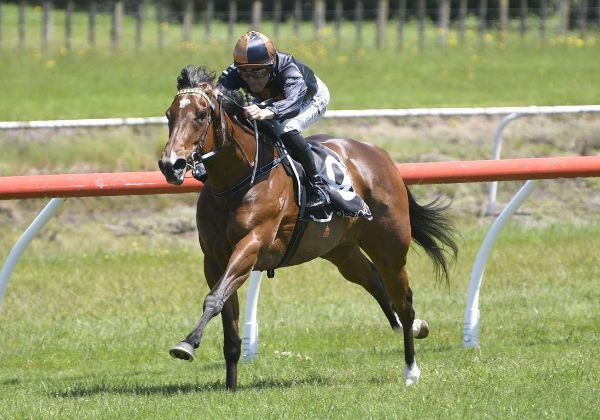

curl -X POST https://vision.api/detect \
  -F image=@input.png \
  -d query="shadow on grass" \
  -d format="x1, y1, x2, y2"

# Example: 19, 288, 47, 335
51, 374, 331, 397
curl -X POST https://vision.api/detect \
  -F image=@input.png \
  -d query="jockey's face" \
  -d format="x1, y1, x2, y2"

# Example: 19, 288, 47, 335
238, 66, 271, 94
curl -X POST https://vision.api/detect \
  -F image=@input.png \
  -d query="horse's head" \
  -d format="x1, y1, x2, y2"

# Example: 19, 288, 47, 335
159, 65, 220, 185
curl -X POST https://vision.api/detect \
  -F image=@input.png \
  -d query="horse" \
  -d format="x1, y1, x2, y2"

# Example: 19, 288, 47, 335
158, 65, 458, 391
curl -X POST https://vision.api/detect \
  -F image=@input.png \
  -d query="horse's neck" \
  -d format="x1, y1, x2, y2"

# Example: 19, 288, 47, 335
204, 110, 267, 193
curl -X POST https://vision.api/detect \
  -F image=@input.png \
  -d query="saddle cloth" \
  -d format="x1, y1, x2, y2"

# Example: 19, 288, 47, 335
279, 139, 373, 222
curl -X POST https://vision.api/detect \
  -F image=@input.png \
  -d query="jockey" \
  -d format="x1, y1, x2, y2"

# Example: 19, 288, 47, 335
215, 30, 331, 209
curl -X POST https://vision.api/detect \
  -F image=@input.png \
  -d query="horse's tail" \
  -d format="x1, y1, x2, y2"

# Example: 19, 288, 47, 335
407, 188, 458, 284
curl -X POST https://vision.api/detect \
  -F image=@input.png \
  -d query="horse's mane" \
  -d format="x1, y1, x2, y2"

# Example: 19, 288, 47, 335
177, 65, 215, 89
176, 65, 245, 117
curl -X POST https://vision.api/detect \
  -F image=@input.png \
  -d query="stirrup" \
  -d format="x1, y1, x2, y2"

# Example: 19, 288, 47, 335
306, 180, 330, 208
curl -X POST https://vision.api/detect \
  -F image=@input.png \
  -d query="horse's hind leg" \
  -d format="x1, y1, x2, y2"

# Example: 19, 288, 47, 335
221, 292, 242, 390
359, 230, 421, 385
322, 243, 401, 330
323, 243, 429, 337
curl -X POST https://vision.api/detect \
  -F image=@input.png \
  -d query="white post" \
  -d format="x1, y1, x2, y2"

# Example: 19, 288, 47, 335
464, 180, 539, 348
486, 113, 523, 216
0, 198, 65, 324
243, 270, 263, 361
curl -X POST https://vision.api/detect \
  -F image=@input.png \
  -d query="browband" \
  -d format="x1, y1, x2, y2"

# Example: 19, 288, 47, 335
176, 88, 214, 109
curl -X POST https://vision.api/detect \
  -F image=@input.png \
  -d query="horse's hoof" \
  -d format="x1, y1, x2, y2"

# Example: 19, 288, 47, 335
413, 319, 429, 339
403, 362, 421, 386
169, 341, 195, 362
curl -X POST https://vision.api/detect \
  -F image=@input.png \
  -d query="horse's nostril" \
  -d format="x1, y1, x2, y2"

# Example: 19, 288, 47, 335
158, 159, 165, 172
173, 159, 187, 171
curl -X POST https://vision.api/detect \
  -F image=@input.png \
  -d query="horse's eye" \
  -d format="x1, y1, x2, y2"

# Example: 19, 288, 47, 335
196, 110, 207, 123
165, 108, 172, 120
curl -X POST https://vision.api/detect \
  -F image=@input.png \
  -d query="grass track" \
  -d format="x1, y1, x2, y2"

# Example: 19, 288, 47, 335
0, 220, 599, 418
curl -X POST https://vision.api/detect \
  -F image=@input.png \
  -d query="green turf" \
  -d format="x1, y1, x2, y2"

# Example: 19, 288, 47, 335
0, 222, 599, 418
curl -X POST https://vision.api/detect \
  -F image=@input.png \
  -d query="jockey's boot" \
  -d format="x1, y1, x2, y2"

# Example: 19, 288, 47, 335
306, 172, 330, 208
192, 162, 208, 182
281, 131, 330, 208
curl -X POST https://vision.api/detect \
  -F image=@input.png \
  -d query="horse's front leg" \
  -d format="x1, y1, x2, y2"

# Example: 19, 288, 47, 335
169, 240, 259, 390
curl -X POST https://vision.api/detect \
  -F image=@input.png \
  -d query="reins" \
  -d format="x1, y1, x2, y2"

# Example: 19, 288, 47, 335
246, 93, 260, 186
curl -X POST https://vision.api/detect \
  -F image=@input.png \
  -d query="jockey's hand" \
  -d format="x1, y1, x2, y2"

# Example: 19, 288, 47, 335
244, 104, 274, 121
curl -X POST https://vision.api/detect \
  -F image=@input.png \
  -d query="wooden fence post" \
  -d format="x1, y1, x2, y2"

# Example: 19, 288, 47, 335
206, 0, 214, 43
334, 0, 342, 44
479, 0, 487, 46
228, 0, 237, 42
252, 0, 262, 31
597, 0, 600, 38
376, 0, 388, 49
539, 0, 546, 43
112, 1, 123, 48
182, 0, 193, 43
136, 1, 143, 49
519, 0, 527, 39
314, 0, 325, 41
355, 0, 363, 46
0, 0, 3, 49
418, 0, 425, 51
293, 0, 301, 38
273, 0, 281, 38
157, 0, 165, 49
439, 0, 450, 47
558, 0, 569, 36
459, 0, 467, 43
498, 0, 508, 44
42, 1, 51, 52
397, 0, 406, 49
66, 0, 73, 51
578, 0, 588, 37
19, 0, 25, 48
89, 0, 96, 46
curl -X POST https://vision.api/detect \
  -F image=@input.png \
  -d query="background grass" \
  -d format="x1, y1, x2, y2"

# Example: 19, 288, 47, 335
1, 8, 600, 419
0, 6, 599, 121
1, 42, 599, 121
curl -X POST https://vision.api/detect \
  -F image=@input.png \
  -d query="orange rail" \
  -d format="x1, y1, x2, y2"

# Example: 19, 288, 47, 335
1, 156, 600, 200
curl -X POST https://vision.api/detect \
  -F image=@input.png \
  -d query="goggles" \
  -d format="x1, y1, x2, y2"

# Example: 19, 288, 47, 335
238, 66, 271, 79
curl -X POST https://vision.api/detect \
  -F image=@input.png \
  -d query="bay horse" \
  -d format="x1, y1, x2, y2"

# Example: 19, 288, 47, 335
158, 65, 457, 390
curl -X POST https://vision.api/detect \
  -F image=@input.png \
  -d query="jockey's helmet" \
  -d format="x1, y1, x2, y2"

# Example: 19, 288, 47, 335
233, 31, 276, 68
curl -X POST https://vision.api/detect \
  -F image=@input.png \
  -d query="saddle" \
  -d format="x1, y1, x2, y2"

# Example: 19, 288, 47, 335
266, 131, 372, 278
275, 138, 372, 222
231, 115, 372, 222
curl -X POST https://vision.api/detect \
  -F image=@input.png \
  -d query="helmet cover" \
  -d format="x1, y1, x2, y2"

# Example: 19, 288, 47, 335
233, 31, 276, 68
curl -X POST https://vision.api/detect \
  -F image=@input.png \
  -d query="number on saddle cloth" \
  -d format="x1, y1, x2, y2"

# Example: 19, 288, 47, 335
269, 137, 372, 222
252, 120, 372, 222
305, 142, 373, 221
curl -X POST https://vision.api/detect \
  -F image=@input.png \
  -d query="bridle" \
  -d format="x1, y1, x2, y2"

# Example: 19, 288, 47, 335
174, 87, 225, 173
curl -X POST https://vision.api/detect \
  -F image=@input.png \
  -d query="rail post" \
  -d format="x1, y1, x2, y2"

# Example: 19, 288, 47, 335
243, 270, 263, 361
464, 180, 540, 348
0, 198, 65, 324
